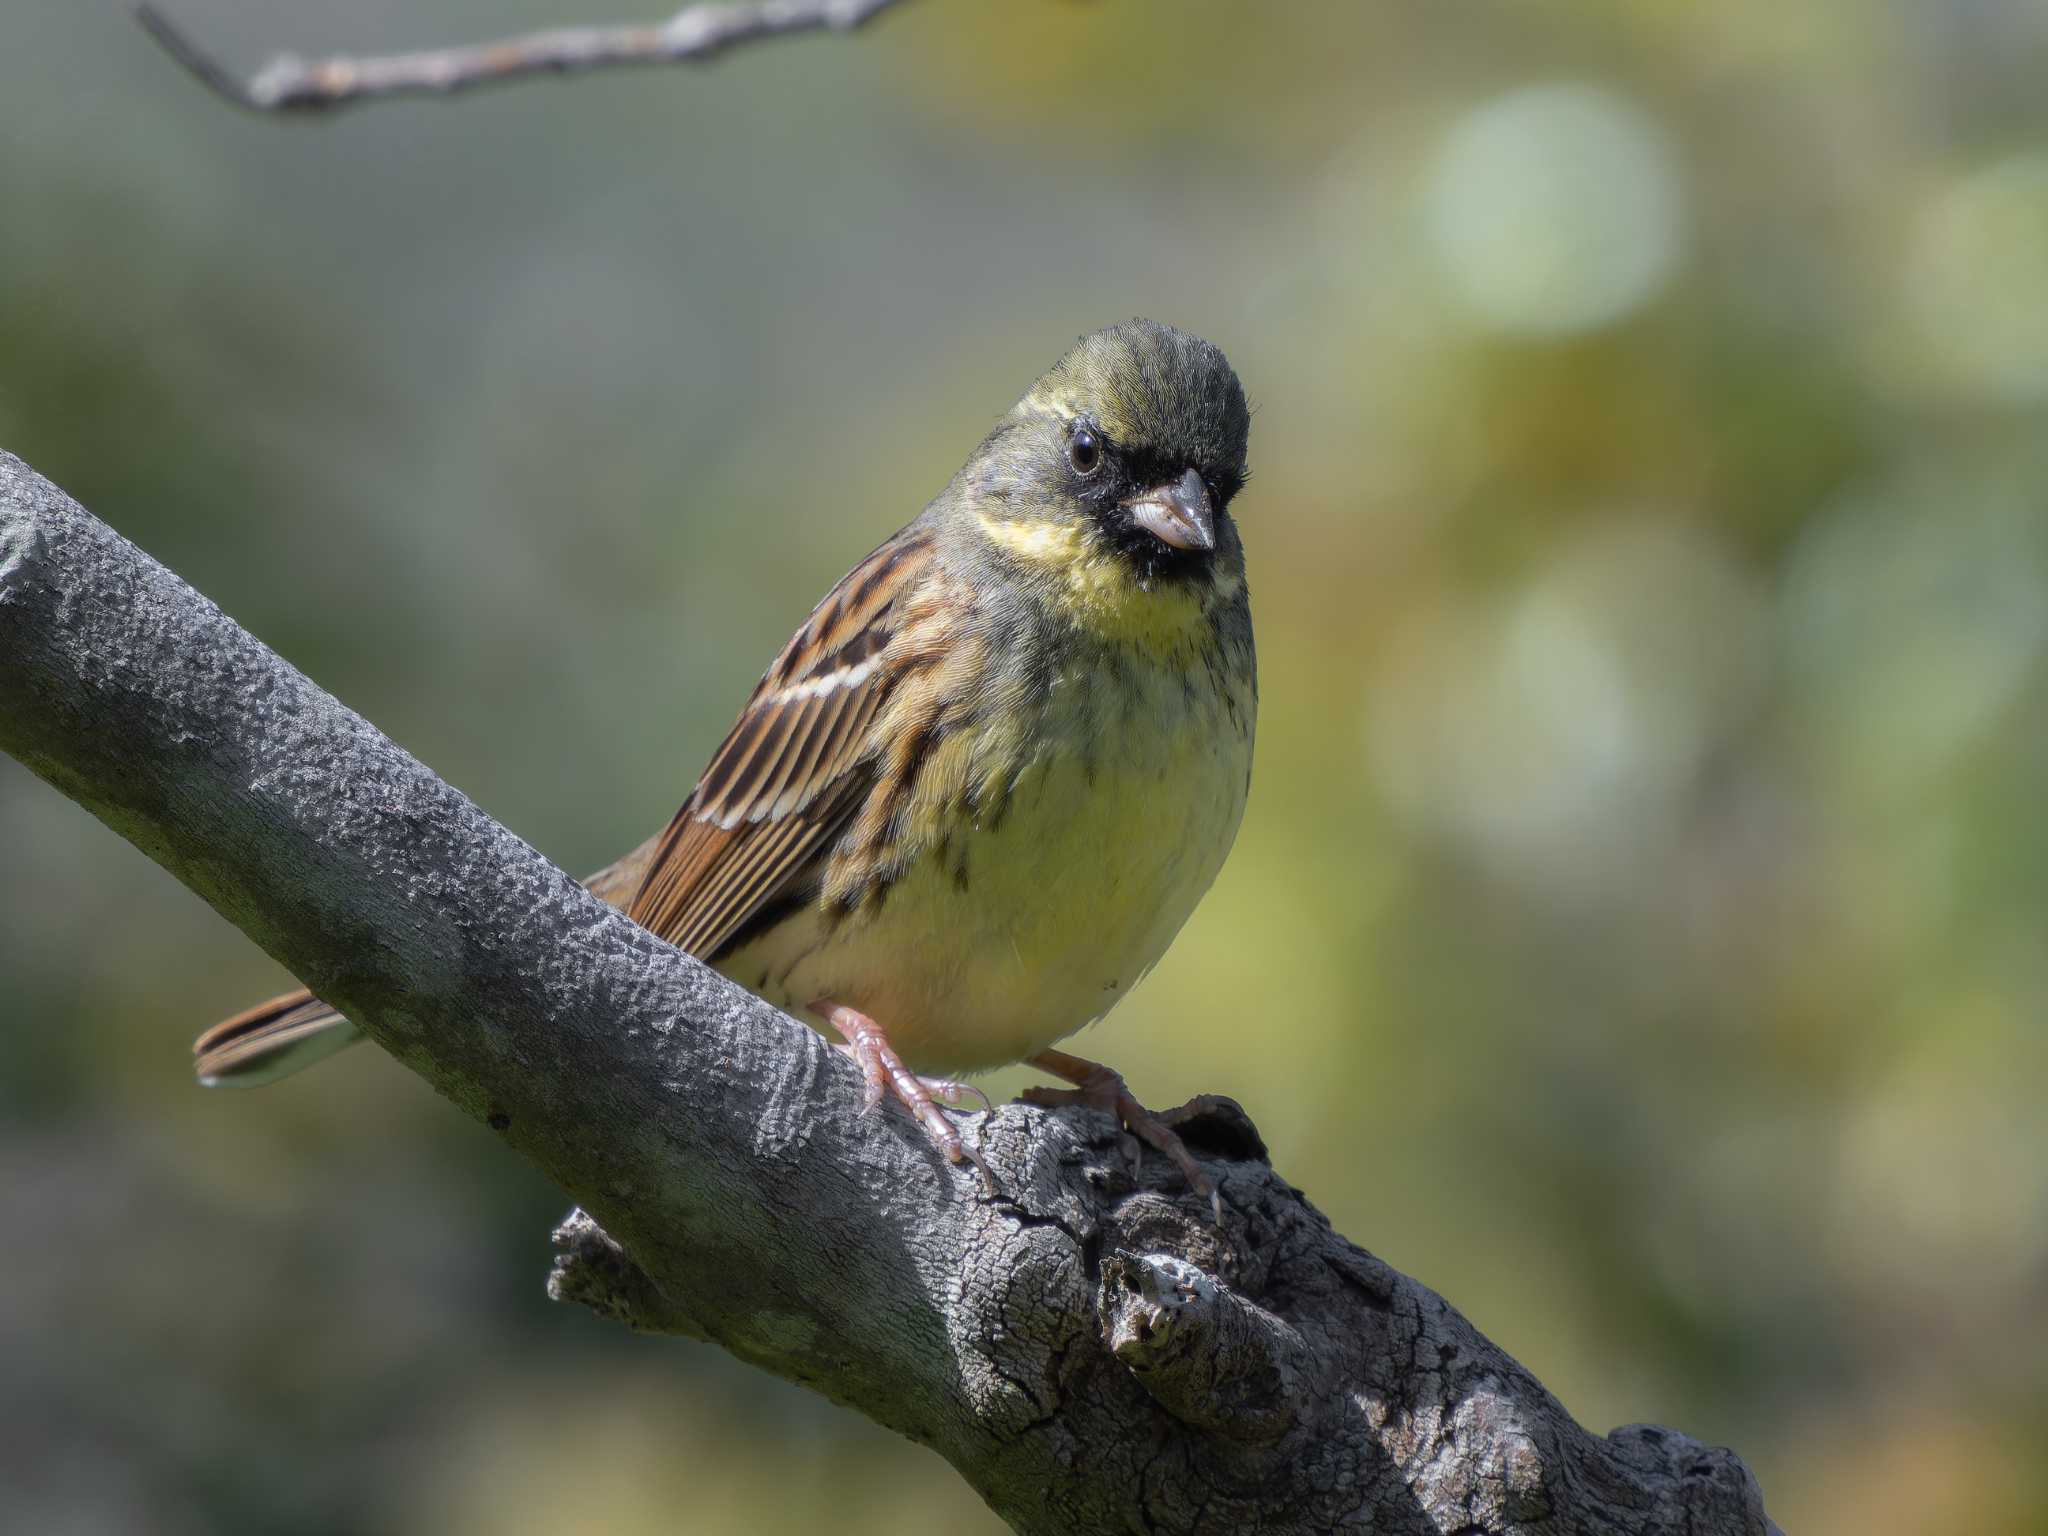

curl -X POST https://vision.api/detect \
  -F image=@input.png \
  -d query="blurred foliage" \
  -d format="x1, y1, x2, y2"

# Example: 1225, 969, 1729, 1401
5, 1, 2048, 1532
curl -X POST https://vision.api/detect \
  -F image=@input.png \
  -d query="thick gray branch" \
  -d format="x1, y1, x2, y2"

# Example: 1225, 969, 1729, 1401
0, 451, 1779, 1535
135, 0, 911, 114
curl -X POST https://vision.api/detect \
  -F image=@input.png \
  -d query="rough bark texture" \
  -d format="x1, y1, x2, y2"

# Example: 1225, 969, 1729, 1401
0, 451, 1779, 1535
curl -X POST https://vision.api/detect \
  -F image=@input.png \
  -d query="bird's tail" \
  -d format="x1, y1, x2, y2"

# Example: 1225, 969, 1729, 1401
193, 990, 363, 1086
193, 832, 664, 1088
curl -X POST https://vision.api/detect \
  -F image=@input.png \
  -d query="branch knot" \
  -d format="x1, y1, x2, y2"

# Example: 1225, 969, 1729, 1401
1098, 1250, 1305, 1445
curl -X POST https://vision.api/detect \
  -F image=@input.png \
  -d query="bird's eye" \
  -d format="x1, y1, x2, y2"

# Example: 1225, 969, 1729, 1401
1068, 424, 1102, 477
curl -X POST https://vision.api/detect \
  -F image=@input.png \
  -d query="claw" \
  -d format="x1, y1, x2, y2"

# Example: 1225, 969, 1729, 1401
920, 1076, 994, 1115
818, 1001, 993, 1195
841, 1036, 887, 1114
1025, 1049, 1222, 1223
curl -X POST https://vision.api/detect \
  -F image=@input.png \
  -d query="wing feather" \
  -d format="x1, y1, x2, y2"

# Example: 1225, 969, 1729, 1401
751, 690, 827, 821
627, 530, 937, 959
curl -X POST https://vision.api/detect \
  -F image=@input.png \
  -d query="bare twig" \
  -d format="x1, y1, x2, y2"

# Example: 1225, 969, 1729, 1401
0, 450, 1779, 1535
134, 0, 912, 113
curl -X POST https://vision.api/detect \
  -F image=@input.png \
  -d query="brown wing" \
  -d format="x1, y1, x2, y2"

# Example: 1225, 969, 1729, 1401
628, 527, 937, 958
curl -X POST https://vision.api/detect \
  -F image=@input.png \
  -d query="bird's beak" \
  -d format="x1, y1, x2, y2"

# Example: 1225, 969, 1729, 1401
1124, 467, 1215, 553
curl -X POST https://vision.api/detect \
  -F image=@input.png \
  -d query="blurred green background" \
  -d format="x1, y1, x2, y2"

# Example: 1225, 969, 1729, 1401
5, 2, 2048, 1531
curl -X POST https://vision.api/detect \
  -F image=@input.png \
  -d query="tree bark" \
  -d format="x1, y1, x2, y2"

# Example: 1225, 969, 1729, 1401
0, 450, 1778, 1535
135, 0, 914, 114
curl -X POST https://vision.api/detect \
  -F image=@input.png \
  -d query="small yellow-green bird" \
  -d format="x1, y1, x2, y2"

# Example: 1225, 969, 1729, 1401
195, 319, 1256, 1206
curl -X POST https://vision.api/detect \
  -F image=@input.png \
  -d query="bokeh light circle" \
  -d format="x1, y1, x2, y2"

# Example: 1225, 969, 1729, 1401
1906, 155, 2048, 403
1425, 83, 1687, 336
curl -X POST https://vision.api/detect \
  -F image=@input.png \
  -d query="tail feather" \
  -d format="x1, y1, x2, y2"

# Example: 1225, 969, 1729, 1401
195, 833, 664, 1088
193, 990, 364, 1087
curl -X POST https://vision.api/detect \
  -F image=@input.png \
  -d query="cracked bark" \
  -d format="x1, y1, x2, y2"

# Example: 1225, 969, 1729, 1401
0, 451, 1779, 1534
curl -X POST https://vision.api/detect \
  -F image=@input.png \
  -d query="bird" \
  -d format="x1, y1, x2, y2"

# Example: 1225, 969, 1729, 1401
193, 319, 1256, 1210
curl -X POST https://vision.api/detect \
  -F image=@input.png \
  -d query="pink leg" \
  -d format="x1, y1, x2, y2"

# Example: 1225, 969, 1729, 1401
910, 1075, 994, 1116
815, 1000, 992, 1192
1024, 1049, 1220, 1222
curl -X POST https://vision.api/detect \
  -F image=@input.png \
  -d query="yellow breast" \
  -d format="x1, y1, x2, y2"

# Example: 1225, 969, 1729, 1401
973, 512, 1238, 659
719, 619, 1255, 1073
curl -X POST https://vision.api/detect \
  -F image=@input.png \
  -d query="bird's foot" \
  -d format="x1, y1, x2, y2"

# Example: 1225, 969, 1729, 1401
815, 999, 994, 1194
1023, 1049, 1222, 1223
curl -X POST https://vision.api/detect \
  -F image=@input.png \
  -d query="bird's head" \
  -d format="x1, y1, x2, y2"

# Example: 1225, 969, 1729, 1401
963, 320, 1251, 600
